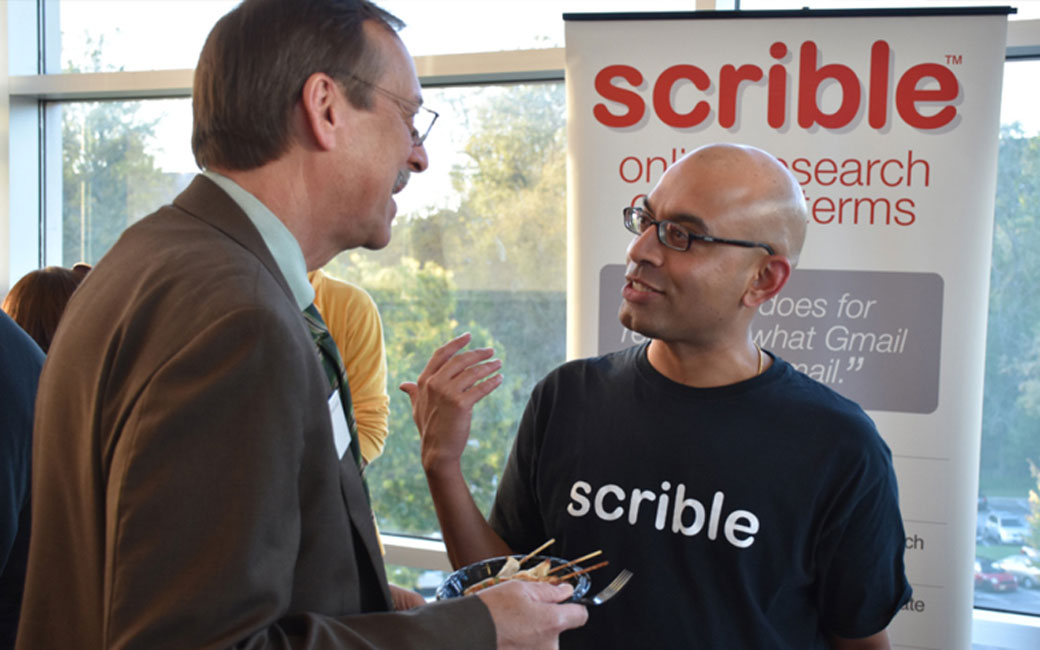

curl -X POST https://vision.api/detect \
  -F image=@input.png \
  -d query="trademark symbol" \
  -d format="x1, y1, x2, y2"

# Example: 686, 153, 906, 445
945, 54, 963, 65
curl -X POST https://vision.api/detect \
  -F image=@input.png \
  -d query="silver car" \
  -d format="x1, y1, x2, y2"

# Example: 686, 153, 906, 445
985, 513, 1030, 545
993, 554, 1040, 589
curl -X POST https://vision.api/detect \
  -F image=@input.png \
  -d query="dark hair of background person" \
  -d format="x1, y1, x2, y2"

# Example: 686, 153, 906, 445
1, 265, 90, 353
192, 0, 405, 171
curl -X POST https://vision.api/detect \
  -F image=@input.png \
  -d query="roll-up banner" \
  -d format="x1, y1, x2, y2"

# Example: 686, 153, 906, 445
565, 8, 1010, 649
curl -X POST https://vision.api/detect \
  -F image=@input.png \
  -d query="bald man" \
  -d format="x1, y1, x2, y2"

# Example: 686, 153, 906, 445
405, 143, 911, 649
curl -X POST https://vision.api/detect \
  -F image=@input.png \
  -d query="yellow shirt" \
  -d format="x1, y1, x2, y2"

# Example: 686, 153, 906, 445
308, 269, 389, 464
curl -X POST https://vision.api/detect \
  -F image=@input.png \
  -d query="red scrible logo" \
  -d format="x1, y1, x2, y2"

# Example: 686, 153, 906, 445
592, 40, 959, 131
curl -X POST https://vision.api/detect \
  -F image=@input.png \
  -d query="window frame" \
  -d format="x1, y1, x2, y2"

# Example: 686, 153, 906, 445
3, 1, 1040, 645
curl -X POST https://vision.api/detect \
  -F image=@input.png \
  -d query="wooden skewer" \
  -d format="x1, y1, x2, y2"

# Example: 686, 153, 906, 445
546, 550, 603, 576
518, 538, 555, 566
555, 560, 609, 583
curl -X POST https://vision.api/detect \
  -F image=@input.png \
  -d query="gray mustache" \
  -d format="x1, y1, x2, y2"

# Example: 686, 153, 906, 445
395, 169, 410, 192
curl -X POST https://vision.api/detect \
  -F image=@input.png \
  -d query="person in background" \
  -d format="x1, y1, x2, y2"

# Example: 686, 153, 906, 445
309, 268, 390, 466
1, 264, 90, 352
0, 312, 44, 650
16, 1, 586, 648
404, 143, 911, 649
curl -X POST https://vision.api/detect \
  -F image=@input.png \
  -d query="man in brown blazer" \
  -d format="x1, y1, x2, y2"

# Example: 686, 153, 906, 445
15, 1, 587, 648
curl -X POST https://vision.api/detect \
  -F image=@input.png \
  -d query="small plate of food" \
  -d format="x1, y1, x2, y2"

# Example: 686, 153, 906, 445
435, 541, 605, 601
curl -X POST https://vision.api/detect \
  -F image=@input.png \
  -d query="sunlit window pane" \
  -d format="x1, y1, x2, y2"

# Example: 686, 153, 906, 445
974, 57, 1040, 617
54, 1, 239, 73
381, 0, 710, 55
53, 0, 704, 68
384, 563, 447, 601
322, 83, 567, 537
54, 98, 194, 265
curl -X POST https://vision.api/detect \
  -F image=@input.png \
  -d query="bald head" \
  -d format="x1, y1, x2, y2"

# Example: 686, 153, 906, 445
658, 143, 808, 265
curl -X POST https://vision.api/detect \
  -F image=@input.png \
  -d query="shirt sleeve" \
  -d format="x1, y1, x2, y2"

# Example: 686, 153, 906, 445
814, 436, 912, 638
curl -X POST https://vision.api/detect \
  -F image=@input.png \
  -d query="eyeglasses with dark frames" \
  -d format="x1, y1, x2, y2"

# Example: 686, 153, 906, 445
347, 75, 439, 146
623, 206, 776, 255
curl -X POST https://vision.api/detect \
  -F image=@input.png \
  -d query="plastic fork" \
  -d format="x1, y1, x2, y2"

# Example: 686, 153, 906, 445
573, 569, 633, 606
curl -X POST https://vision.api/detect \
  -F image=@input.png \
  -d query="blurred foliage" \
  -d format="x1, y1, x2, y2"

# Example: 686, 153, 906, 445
329, 253, 527, 535
61, 38, 179, 265
980, 125, 1040, 502
62, 101, 177, 264
975, 543, 1027, 563
323, 83, 568, 535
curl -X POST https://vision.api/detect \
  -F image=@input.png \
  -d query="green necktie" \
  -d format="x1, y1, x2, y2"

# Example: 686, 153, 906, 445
302, 303, 367, 481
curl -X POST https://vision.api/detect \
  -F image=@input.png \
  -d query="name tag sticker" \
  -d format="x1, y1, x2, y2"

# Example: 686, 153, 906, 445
328, 389, 351, 460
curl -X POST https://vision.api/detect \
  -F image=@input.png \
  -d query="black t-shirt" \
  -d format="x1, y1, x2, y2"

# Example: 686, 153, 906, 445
489, 343, 911, 649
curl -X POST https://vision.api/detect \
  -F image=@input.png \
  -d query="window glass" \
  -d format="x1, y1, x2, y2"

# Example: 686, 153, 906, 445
54, 0, 701, 70
321, 83, 567, 538
55, 98, 195, 265
385, 563, 447, 601
974, 57, 1040, 617
54, 1, 239, 73
380, 0, 705, 55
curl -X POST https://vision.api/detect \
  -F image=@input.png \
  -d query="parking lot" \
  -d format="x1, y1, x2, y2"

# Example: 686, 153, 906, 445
975, 496, 1040, 615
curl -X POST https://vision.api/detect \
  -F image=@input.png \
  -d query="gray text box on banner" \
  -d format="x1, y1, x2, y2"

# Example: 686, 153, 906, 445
599, 266, 943, 413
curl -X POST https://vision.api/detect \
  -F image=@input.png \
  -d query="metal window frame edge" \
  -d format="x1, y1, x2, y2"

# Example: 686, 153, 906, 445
6, 48, 567, 100
1008, 18, 1040, 57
